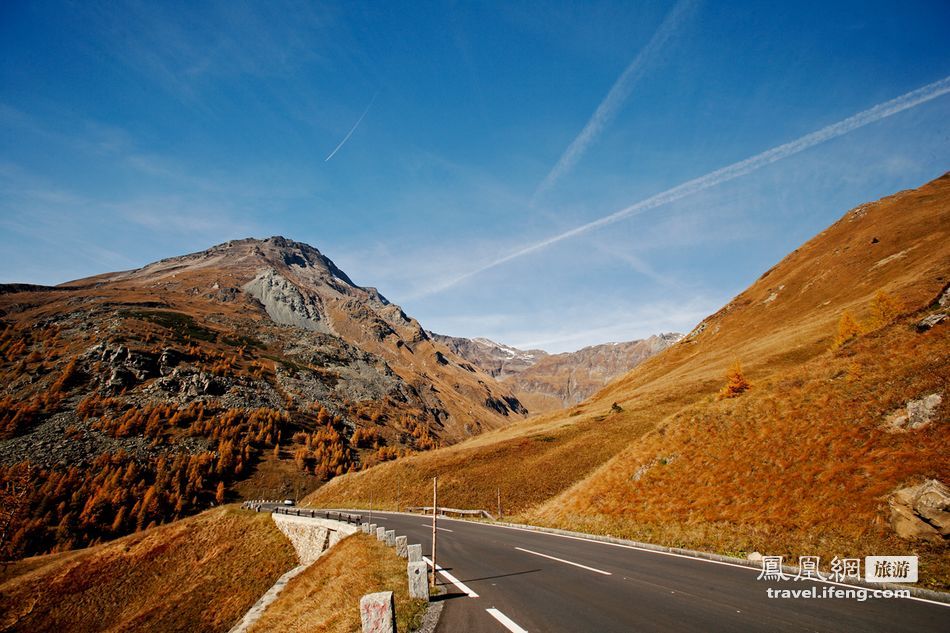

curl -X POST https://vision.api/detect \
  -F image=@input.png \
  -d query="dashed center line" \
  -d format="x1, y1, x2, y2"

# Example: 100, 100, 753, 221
514, 546, 612, 576
486, 608, 529, 632
423, 556, 479, 598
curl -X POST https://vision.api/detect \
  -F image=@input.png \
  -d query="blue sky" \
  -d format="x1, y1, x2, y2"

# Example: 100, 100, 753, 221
2, 1, 948, 352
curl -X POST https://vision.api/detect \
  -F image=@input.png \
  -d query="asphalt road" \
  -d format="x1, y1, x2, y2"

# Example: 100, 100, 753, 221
362, 511, 948, 633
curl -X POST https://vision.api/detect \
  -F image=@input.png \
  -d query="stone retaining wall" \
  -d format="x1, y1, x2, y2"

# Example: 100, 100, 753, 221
271, 513, 359, 565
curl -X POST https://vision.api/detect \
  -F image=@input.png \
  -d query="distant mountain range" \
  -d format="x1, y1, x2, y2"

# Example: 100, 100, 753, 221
432, 333, 682, 411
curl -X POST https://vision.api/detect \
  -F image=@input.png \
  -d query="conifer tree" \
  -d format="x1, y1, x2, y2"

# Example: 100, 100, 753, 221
831, 310, 863, 349
718, 360, 751, 399
866, 289, 903, 330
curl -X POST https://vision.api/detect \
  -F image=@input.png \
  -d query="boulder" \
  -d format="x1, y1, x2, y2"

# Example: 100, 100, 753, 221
889, 479, 950, 541
106, 367, 135, 392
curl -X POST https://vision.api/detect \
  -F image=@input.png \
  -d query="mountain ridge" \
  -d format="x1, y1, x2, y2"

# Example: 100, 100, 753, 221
433, 331, 682, 411
0, 235, 526, 560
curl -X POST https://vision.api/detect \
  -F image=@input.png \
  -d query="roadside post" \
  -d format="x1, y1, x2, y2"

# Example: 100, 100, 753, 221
431, 476, 438, 588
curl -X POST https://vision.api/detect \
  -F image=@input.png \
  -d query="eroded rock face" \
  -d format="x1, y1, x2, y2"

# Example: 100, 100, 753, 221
884, 393, 943, 432
889, 479, 950, 541
243, 268, 332, 333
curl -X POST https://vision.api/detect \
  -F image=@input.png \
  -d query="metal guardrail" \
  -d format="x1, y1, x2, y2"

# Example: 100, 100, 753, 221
240, 500, 362, 524
406, 505, 495, 520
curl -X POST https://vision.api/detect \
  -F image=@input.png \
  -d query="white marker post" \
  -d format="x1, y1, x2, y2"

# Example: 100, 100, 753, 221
431, 476, 438, 589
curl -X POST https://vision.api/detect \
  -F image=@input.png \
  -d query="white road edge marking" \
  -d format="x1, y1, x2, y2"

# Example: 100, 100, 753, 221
486, 608, 529, 633
422, 524, 454, 532
514, 546, 612, 575
423, 556, 479, 598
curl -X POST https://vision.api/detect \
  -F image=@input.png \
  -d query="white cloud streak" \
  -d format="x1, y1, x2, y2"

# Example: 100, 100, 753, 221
325, 91, 378, 162
531, 0, 696, 204
419, 74, 950, 298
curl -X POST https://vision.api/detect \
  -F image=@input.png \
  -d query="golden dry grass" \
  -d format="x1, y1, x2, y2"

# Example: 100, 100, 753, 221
0, 506, 296, 633
249, 533, 427, 633
306, 174, 950, 586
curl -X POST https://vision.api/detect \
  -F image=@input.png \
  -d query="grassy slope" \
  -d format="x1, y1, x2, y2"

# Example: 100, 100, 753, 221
305, 174, 949, 585
249, 533, 427, 633
531, 315, 949, 587
0, 506, 296, 633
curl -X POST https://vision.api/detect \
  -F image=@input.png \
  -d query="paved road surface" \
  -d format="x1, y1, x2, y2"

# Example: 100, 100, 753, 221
362, 511, 947, 633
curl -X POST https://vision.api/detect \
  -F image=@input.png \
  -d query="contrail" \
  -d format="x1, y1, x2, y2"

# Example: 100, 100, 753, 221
419, 75, 950, 298
325, 91, 378, 162
531, 0, 696, 205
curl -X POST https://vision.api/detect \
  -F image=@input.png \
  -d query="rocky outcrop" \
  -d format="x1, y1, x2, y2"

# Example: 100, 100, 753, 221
0, 410, 211, 469
889, 479, 950, 541
916, 284, 949, 331
883, 393, 943, 432
86, 342, 161, 392
155, 368, 226, 397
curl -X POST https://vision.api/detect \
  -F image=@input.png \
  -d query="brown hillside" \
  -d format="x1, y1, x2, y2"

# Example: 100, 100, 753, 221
0, 237, 523, 560
0, 506, 296, 632
305, 173, 950, 585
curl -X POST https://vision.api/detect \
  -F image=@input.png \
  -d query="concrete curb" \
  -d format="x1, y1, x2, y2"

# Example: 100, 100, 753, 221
321, 507, 950, 606
353, 515, 445, 632
227, 564, 308, 633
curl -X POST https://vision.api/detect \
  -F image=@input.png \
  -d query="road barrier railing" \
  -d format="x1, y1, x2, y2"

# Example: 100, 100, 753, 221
240, 501, 362, 524
406, 505, 495, 520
